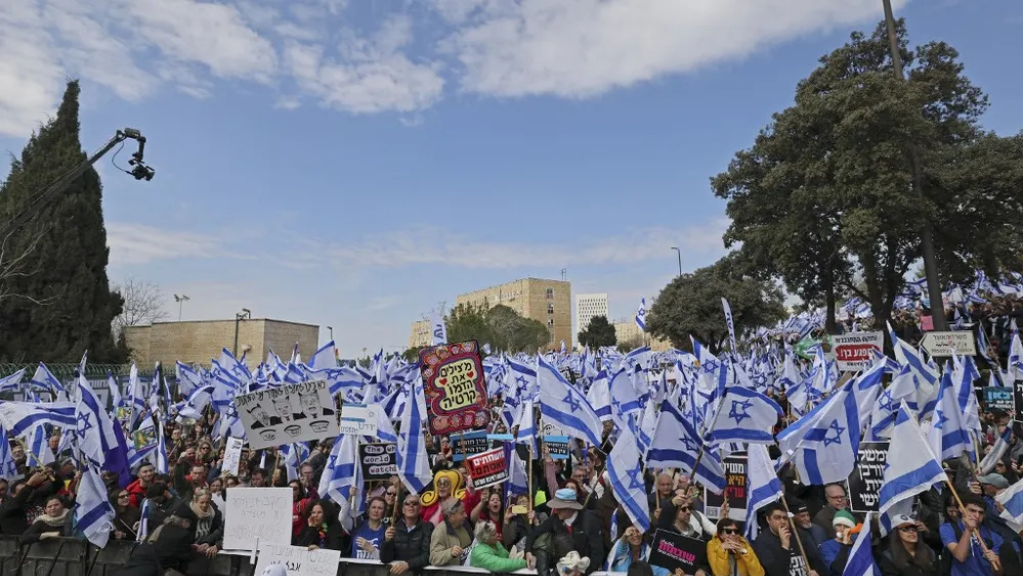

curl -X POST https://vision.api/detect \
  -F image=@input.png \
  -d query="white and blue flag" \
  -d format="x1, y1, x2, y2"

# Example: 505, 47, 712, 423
537, 356, 603, 447
635, 298, 646, 332
878, 402, 945, 516
606, 425, 650, 532
841, 512, 877, 576
745, 444, 782, 538
647, 399, 726, 494
996, 479, 1022, 533
778, 380, 862, 485
395, 377, 431, 495
979, 426, 1012, 475
0, 402, 76, 436
74, 463, 115, 548
0, 369, 25, 394
705, 386, 782, 446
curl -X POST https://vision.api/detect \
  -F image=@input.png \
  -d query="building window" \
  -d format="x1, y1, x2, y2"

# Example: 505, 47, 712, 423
546, 288, 553, 299
547, 303, 554, 314
547, 319, 554, 327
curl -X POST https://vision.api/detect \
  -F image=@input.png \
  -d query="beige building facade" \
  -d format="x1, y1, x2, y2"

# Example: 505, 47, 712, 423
125, 318, 319, 369
613, 320, 673, 352
408, 320, 432, 349
456, 278, 572, 350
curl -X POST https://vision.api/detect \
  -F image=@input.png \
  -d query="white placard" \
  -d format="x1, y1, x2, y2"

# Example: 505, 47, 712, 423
236, 380, 338, 449
831, 331, 884, 372
921, 331, 978, 357
339, 403, 380, 436
223, 487, 291, 551
222, 437, 245, 476
252, 544, 341, 576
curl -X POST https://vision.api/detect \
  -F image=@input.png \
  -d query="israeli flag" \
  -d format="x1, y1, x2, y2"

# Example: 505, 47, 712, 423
508, 451, 529, 496
0, 402, 76, 436
609, 368, 641, 431
722, 297, 737, 353
926, 368, 973, 461
779, 380, 862, 485
74, 463, 115, 548
514, 399, 539, 455
29, 363, 64, 398
745, 444, 782, 538
0, 369, 25, 394
395, 377, 431, 495
704, 386, 782, 446
878, 402, 945, 516
175, 362, 201, 396
606, 425, 650, 532
586, 370, 612, 421
537, 356, 603, 447
431, 311, 447, 346
307, 341, 338, 372
841, 512, 877, 576
635, 298, 646, 332
324, 433, 363, 531
979, 426, 1012, 475
0, 428, 19, 480
646, 399, 726, 494
996, 479, 1022, 533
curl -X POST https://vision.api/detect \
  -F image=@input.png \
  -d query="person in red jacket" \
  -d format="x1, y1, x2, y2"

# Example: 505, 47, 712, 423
125, 463, 155, 508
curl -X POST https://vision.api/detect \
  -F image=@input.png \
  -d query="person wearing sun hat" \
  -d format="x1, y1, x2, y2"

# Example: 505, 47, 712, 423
525, 488, 604, 575
816, 510, 856, 576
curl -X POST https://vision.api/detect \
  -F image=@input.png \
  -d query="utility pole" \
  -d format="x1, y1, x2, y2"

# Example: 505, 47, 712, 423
233, 308, 251, 357
881, 0, 947, 331
670, 247, 682, 277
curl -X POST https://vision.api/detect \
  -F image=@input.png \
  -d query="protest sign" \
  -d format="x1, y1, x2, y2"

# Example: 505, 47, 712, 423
223, 487, 291, 551
222, 437, 245, 476
466, 447, 508, 489
359, 442, 397, 481
705, 453, 747, 522
339, 403, 381, 436
419, 341, 488, 435
847, 442, 889, 513
543, 435, 570, 460
451, 429, 490, 462
921, 331, 977, 357
235, 380, 338, 449
832, 332, 884, 372
649, 530, 707, 575
252, 543, 341, 576
983, 387, 1014, 412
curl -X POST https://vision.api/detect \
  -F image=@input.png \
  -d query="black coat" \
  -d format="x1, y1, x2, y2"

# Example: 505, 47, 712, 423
20, 514, 73, 544
294, 521, 345, 551
752, 527, 827, 576
381, 519, 434, 570
526, 510, 605, 575
0, 486, 36, 536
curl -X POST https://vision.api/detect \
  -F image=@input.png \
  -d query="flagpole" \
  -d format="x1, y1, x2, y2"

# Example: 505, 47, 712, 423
779, 496, 812, 573
689, 392, 730, 486
943, 478, 1001, 572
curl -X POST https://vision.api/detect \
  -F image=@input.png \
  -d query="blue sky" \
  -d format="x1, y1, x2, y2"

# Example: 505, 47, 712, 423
1, 0, 1020, 357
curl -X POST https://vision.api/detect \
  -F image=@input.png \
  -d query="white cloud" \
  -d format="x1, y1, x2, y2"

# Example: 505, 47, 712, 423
0, 0, 64, 136
331, 218, 729, 269
107, 223, 226, 265
440, 0, 905, 98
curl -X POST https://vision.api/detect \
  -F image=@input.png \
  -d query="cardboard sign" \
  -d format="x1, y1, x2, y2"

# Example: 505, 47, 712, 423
359, 442, 397, 481
543, 435, 570, 460
223, 487, 291, 551
705, 453, 747, 522
921, 331, 977, 357
452, 430, 490, 462
235, 380, 338, 449
832, 332, 884, 372
222, 437, 245, 476
649, 529, 707, 575
419, 341, 489, 435
339, 403, 381, 437
847, 442, 889, 513
466, 447, 508, 489
983, 388, 1014, 412
252, 543, 341, 576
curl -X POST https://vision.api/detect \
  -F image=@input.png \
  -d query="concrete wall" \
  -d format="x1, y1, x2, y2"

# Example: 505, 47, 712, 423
124, 319, 318, 368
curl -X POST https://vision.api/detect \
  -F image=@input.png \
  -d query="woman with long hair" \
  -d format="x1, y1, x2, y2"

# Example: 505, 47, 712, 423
606, 525, 669, 575
20, 497, 72, 544
293, 501, 344, 550
470, 488, 505, 540
706, 518, 763, 576
289, 480, 311, 539
111, 489, 141, 540
878, 516, 936, 576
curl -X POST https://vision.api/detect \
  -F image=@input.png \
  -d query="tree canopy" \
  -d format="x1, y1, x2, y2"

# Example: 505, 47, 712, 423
712, 19, 1021, 329
444, 303, 549, 353
646, 253, 786, 354
0, 81, 126, 363
578, 315, 616, 349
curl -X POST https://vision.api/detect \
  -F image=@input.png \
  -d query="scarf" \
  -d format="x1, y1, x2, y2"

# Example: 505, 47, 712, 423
191, 502, 215, 542
33, 509, 69, 527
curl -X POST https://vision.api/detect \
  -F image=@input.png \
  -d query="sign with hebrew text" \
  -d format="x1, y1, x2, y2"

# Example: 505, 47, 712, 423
419, 341, 488, 435
847, 441, 889, 512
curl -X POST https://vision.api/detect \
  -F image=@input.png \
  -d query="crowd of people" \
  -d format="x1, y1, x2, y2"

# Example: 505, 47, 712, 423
0, 397, 1017, 576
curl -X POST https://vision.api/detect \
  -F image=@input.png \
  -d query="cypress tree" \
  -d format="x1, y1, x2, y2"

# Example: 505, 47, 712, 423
0, 81, 127, 363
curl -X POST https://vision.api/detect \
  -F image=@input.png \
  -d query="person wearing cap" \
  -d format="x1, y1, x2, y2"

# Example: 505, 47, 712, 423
428, 499, 472, 566
878, 514, 937, 576
788, 498, 828, 548
976, 473, 1017, 542
816, 510, 856, 576
525, 488, 604, 575
939, 493, 1003, 576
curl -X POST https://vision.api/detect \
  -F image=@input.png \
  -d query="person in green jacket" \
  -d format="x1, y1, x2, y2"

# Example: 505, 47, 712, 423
470, 521, 528, 573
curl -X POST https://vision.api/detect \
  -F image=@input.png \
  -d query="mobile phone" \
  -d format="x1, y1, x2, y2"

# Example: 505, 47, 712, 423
511, 505, 528, 515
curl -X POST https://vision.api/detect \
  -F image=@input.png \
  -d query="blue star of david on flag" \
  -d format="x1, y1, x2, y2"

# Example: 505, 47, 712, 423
77, 412, 93, 436
627, 464, 645, 491
728, 399, 753, 425
563, 391, 582, 413
822, 419, 845, 446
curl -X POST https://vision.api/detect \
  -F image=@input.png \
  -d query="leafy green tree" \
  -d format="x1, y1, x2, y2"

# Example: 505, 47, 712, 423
445, 303, 495, 349
712, 19, 1021, 327
646, 253, 786, 354
444, 303, 548, 354
578, 315, 616, 349
616, 336, 644, 354
0, 81, 126, 363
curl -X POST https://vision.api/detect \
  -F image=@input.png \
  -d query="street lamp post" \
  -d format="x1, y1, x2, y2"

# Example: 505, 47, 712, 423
174, 294, 190, 321
233, 308, 251, 357
670, 247, 682, 277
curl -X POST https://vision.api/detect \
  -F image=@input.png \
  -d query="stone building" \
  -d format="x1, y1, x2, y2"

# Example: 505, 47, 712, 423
455, 277, 571, 350
124, 318, 319, 368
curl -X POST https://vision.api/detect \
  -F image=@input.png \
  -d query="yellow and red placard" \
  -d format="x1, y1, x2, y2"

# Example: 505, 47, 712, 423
419, 340, 488, 435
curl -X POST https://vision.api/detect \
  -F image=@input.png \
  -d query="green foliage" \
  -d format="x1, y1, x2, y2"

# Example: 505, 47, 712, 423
444, 303, 549, 354
578, 315, 617, 349
402, 346, 426, 363
712, 19, 1021, 328
616, 336, 644, 354
0, 81, 126, 363
646, 253, 786, 354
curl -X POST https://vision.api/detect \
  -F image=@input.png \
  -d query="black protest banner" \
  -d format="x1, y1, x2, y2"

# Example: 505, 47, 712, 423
983, 387, 1014, 412
649, 530, 707, 575
847, 441, 889, 513
359, 442, 397, 481
705, 453, 747, 522
466, 447, 508, 489
452, 430, 490, 462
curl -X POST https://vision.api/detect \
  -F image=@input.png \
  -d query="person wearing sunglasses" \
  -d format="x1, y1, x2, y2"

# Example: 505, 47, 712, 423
707, 519, 763, 576
382, 494, 434, 576
878, 514, 937, 576
110, 489, 141, 540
